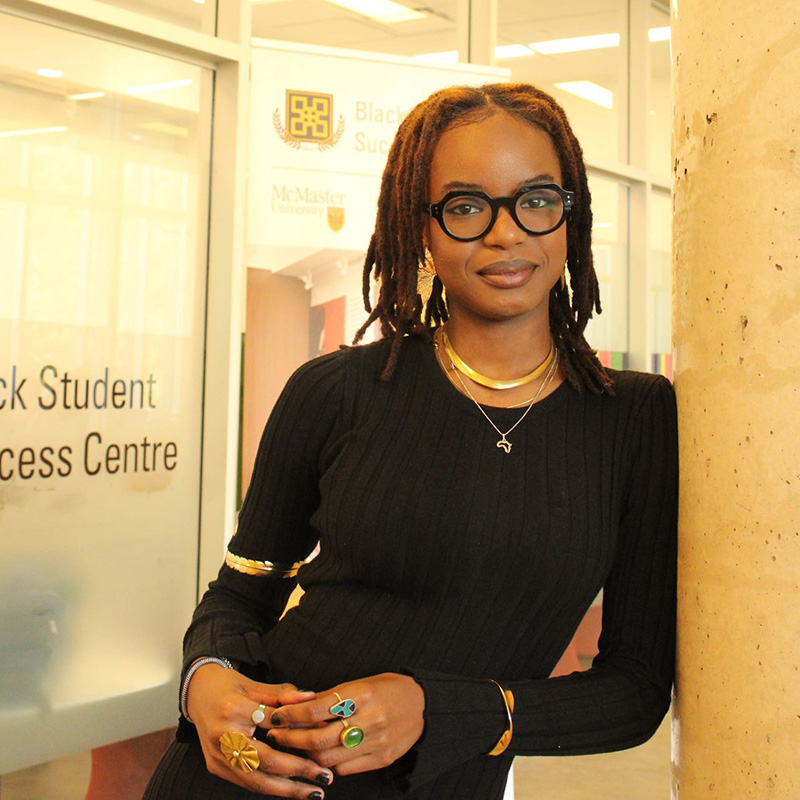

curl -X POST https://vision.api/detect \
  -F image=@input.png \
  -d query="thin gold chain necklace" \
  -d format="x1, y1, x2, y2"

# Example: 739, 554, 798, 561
435, 333, 559, 454
441, 325, 555, 390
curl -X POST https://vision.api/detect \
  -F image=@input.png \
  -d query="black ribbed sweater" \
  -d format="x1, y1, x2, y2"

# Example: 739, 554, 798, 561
181, 335, 678, 799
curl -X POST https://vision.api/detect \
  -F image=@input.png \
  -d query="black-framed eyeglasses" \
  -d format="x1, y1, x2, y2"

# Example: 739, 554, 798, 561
425, 183, 575, 242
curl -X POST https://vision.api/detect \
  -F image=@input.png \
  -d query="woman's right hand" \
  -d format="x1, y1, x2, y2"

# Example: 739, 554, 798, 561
187, 663, 334, 798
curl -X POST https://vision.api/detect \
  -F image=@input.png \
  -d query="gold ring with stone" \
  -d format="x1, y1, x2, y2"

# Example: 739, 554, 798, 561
339, 719, 365, 749
251, 703, 267, 725
219, 731, 260, 773
329, 691, 356, 719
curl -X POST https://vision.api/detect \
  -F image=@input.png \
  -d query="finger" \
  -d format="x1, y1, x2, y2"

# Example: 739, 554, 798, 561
272, 692, 343, 728
246, 681, 317, 709
212, 737, 333, 797
221, 767, 328, 799
252, 740, 333, 786
268, 720, 343, 751
307, 744, 364, 770
333, 754, 388, 776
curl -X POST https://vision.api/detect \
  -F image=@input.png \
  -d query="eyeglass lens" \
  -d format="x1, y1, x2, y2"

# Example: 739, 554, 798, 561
441, 187, 565, 238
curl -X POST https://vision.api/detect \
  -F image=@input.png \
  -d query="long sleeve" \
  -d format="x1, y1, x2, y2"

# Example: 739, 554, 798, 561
402, 375, 678, 788
181, 350, 346, 674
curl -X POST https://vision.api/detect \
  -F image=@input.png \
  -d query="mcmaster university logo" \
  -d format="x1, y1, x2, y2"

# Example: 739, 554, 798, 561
273, 90, 345, 151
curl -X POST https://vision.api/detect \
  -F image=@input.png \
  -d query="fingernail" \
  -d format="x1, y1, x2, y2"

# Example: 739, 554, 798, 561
309, 793, 324, 800
316, 773, 331, 785
265, 731, 275, 743
271, 712, 281, 726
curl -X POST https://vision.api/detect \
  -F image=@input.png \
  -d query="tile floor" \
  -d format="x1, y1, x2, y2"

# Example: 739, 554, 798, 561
1, 713, 671, 799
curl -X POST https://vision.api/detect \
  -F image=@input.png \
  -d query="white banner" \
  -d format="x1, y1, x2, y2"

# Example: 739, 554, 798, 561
247, 40, 507, 273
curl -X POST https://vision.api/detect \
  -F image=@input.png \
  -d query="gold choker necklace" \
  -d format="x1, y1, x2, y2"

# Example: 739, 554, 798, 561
440, 327, 555, 390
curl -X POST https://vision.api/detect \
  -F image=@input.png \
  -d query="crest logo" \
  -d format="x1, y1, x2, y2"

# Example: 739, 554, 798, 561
273, 90, 345, 151
326, 206, 345, 232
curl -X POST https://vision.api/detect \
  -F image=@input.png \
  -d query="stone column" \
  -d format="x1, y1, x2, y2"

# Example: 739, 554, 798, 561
671, 3, 800, 798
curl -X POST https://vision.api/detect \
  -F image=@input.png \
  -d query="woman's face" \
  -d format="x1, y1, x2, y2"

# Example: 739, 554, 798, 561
425, 111, 568, 327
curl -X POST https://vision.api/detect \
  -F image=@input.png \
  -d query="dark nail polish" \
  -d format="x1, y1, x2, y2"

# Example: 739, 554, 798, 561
265, 731, 275, 743
316, 773, 331, 785
309, 793, 324, 800
271, 712, 281, 726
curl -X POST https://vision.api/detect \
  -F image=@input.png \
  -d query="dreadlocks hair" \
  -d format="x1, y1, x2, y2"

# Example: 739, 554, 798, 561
353, 82, 613, 395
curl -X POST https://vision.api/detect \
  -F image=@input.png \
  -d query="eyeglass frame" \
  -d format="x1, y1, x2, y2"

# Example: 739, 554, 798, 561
424, 183, 575, 242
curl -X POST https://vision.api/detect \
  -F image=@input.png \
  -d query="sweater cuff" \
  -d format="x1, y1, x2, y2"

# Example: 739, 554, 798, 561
183, 629, 270, 678
400, 669, 508, 789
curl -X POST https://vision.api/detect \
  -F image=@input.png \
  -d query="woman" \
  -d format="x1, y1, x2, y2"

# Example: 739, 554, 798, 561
145, 82, 678, 800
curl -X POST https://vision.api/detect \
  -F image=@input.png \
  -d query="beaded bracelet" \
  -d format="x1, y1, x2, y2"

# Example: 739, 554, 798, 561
180, 656, 234, 723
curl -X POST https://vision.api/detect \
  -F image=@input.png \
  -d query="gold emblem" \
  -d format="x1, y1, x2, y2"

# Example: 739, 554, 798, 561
327, 206, 345, 232
273, 90, 345, 151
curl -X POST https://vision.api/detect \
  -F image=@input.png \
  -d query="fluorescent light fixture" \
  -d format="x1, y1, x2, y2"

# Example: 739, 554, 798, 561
322, 0, 425, 23
530, 33, 620, 55
649, 26, 671, 42
36, 68, 64, 78
69, 91, 105, 100
554, 81, 613, 109
495, 44, 535, 59
0, 125, 68, 138
414, 50, 459, 64
125, 78, 193, 95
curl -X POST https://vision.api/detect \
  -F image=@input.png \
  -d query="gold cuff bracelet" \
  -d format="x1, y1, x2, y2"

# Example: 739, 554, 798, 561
225, 550, 304, 578
487, 679, 515, 756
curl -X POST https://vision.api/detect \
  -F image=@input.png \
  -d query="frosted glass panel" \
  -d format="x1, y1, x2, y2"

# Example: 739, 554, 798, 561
648, 4, 671, 175
583, 175, 629, 362
498, 0, 628, 164
0, 13, 212, 774
649, 190, 672, 377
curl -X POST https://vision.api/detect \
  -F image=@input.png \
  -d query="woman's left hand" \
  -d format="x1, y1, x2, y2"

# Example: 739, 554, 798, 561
267, 673, 425, 776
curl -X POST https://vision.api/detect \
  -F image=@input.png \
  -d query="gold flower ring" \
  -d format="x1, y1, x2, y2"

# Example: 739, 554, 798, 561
219, 731, 260, 773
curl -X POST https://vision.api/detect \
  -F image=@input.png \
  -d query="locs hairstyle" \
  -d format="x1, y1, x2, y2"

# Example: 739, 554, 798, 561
354, 82, 612, 394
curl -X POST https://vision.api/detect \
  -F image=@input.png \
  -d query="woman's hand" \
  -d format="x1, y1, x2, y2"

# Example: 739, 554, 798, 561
187, 663, 334, 797
268, 673, 425, 776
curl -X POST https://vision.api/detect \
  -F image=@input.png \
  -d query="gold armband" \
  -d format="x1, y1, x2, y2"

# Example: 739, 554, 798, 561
224, 550, 304, 578
487, 679, 515, 756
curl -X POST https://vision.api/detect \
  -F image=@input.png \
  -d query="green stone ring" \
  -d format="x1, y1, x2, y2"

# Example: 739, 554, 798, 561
339, 722, 365, 749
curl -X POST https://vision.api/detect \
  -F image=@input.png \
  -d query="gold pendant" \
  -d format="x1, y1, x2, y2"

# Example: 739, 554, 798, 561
496, 438, 512, 454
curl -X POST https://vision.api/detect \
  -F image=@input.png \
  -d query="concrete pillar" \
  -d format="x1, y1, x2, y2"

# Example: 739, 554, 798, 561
671, 3, 800, 799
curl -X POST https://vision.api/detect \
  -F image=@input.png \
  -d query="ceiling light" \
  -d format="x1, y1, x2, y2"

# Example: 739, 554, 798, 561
322, 0, 425, 23
125, 78, 193, 95
530, 33, 620, 55
649, 26, 671, 42
554, 81, 613, 109
414, 50, 459, 64
0, 125, 68, 138
36, 68, 64, 78
495, 44, 535, 59
69, 91, 105, 100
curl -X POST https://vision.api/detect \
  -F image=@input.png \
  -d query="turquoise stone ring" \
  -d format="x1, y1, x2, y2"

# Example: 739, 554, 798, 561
330, 697, 356, 718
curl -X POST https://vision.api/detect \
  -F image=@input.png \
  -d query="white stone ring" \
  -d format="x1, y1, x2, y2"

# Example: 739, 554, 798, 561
251, 703, 267, 725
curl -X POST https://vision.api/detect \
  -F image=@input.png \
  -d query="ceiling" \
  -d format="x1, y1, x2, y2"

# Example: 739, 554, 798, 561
76, 0, 670, 73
